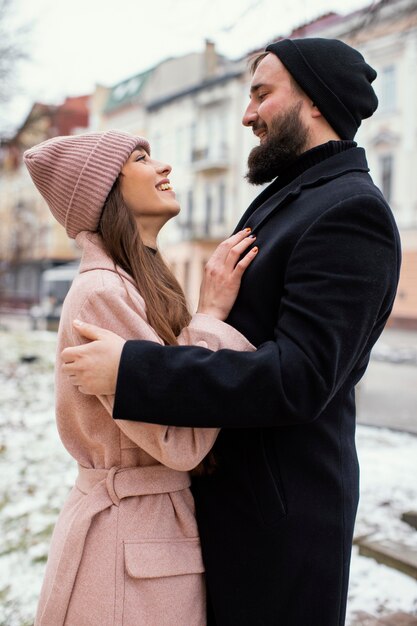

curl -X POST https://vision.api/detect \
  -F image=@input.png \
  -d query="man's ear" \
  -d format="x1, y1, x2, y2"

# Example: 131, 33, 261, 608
311, 103, 322, 119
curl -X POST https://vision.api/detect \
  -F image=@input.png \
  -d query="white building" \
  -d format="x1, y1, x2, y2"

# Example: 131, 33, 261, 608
3, 1, 414, 325
156, 0, 417, 322
288, 0, 417, 326
95, 41, 259, 309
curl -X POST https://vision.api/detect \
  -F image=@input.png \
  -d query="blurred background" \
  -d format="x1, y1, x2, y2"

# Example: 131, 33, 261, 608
0, 0, 416, 624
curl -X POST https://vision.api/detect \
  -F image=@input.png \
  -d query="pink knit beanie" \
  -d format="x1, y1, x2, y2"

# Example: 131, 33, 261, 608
23, 130, 150, 239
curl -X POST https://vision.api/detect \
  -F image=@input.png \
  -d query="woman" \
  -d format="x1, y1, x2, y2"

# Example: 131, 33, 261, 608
23, 130, 257, 626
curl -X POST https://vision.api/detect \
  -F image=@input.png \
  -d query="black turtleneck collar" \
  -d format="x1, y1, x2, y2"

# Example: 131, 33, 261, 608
233, 140, 362, 233
269, 140, 356, 193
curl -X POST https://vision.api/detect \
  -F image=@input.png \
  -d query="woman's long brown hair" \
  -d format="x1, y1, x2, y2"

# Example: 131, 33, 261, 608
98, 178, 216, 475
98, 179, 191, 346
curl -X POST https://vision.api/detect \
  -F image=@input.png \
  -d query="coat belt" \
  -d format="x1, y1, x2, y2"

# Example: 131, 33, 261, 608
37, 464, 191, 625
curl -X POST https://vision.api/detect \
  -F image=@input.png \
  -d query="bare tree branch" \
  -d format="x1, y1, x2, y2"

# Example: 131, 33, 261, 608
0, 0, 29, 104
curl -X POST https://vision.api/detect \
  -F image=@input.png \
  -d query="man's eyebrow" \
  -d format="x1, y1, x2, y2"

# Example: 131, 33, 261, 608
249, 82, 271, 95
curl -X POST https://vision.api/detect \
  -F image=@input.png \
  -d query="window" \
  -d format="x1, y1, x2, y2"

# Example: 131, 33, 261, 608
152, 133, 161, 159
379, 65, 396, 112
187, 190, 194, 226
204, 108, 227, 160
205, 116, 215, 159
379, 154, 393, 203
205, 185, 213, 235
183, 261, 190, 294
175, 127, 183, 164
190, 123, 196, 162
218, 180, 226, 224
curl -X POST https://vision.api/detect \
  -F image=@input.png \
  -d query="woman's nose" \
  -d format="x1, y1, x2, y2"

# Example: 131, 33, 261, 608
156, 160, 171, 176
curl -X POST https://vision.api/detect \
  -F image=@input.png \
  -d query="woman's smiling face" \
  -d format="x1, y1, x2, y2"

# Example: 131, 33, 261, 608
119, 146, 180, 226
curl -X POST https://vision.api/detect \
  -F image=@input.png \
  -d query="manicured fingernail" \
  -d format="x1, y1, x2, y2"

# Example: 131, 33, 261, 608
249, 234, 256, 238
74, 319, 83, 326
252, 246, 258, 253
244, 227, 251, 233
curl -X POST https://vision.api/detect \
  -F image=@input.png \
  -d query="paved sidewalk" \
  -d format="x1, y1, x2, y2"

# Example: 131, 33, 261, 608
357, 328, 417, 435
353, 329, 417, 625
351, 612, 417, 625
375, 327, 417, 353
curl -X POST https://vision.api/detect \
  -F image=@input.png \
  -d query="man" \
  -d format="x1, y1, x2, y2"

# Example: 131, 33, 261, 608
63, 39, 401, 625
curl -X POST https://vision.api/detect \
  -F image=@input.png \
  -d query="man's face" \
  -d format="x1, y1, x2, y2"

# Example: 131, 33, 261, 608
242, 53, 311, 184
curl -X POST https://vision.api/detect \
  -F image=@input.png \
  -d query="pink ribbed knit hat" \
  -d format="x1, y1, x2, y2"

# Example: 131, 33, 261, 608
23, 130, 150, 239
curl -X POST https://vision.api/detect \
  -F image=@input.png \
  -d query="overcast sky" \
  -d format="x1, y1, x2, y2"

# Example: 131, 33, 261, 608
3, 0, 368, 134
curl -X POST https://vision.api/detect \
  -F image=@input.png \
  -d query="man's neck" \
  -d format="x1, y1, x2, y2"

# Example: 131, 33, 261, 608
275, 140, 357, 189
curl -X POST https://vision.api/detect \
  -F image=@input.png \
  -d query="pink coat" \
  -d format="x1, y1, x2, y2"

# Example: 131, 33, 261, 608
35, 232, 254, 626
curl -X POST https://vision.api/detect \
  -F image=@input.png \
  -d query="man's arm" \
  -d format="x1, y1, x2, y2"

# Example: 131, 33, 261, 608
65, 195, 399, 428
112, 195, 399, 428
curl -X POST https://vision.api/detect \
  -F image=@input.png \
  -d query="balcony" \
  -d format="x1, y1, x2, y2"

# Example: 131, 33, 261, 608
178, 219, 229, 242
191, 144, 229, 173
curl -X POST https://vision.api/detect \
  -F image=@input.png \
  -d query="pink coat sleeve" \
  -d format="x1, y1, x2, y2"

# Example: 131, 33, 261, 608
76, 283, 255, 471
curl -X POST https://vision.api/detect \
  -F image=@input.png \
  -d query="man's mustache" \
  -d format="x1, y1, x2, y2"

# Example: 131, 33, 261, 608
252, 121, 267, 134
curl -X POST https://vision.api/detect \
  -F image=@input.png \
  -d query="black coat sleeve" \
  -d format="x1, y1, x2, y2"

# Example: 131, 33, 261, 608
113, 195, 400, 428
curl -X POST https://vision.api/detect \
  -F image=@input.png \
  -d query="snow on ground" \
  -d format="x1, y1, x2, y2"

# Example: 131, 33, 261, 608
0, 329, 416, 625
348, 426, 417, 622
0, 330, 76, 626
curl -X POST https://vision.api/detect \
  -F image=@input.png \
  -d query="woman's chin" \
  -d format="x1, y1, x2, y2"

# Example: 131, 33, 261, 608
159, 205, 181, 227
166, 202, 181, 219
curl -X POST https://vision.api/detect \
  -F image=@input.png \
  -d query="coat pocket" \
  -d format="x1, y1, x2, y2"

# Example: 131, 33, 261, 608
122, 538, 206, 625
248, 430, 287, 527
124, 537, 205, 578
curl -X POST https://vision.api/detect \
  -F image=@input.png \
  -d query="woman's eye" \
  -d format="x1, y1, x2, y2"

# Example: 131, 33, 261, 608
135, 154, 146, 162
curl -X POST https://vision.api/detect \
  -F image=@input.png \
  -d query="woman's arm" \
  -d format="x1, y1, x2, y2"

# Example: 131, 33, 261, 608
74, 279, 254, 471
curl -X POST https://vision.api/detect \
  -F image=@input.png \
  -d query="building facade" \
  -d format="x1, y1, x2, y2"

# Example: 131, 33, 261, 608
349, 0, 417, 327
0, 1, 415, 326
281, 0, 417, 328
156, 2, 417, 322
0, 97, 89, 312
93, 42, 259, 309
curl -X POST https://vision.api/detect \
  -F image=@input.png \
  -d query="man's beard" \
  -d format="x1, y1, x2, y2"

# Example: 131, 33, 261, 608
245, 102, 310, 185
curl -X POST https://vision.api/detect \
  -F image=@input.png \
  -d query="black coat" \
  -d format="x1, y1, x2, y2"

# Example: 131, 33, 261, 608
114, 146, 401, 626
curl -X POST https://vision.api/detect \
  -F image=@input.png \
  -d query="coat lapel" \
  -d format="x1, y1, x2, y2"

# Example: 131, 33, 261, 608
234, 147, 369, 234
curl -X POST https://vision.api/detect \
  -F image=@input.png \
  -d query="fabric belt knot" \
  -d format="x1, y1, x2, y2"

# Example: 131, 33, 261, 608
37, 464, 191, 625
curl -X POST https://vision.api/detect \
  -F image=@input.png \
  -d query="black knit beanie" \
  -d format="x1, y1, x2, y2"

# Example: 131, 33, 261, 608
265, 38, 378, 140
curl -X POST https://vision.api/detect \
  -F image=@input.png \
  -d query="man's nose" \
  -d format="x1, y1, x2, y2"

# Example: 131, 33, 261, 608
242, 102, 258, 127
